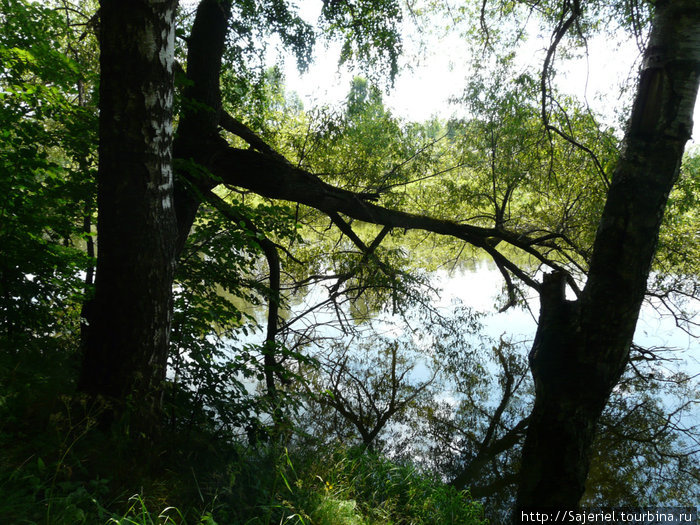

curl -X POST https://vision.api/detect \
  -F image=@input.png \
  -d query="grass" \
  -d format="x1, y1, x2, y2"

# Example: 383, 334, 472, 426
1, 424, 486, 524
0, 346, 486, 525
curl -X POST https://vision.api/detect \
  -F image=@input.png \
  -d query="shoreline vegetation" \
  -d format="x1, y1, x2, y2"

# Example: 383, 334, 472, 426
2, 0, 699, 521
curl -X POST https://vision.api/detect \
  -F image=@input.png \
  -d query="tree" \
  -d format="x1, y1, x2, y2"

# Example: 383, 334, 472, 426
515, 0, 700, 511
288, 287, 699, 521
225, 1, 699, 510
78, 0, 179, 421
77, 0, 404, 421
0, 0, 97, 369
419, 332, 699, 520
73, 0, 699, 513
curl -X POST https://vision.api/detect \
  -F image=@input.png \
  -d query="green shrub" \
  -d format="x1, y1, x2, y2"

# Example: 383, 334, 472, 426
307, 446, 487, 525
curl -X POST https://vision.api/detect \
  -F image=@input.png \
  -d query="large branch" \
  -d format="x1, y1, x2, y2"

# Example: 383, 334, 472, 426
470, 472, 520, 499
208, 145, 549, 291
174, 0, 555, 295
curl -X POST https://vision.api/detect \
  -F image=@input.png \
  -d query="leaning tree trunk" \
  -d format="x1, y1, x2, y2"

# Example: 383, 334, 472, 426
78, 0, 179, 422
515, 0, 700, 516
172, 0, 232, 255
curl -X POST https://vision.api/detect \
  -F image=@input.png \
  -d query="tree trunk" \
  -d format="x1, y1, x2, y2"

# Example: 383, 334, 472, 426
78, 0, 179, 421
172, 0, 232, 256
515, 0, 700, 515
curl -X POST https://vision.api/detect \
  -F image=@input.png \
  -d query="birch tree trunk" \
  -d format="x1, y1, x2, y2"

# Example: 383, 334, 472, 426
78, 0, 179, 422
515, 0, 700, 514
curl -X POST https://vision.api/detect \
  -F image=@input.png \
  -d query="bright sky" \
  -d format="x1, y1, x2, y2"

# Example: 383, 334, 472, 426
279, 1, 700, 146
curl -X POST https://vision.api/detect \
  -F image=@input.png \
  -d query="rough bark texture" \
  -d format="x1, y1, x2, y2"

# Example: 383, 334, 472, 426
515, 0, 700, 515
79, 0, 178, 416
172, 0, 231, 256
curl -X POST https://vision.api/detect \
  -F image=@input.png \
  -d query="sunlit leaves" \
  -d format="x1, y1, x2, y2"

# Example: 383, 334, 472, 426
320, 0, 403, 83
167, 188, 305, 432
649, 150, 700, 335
656, 150, 700, 277
0, 0, 97, 350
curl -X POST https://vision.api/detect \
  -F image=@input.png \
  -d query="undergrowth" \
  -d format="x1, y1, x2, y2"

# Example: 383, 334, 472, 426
0, 346, 486, 525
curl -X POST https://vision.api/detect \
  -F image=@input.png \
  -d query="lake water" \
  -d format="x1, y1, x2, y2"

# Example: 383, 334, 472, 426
433, 262, 700, 422
433, 262, 699, 355
225, 260, 699, 460
274, 260, 700, 431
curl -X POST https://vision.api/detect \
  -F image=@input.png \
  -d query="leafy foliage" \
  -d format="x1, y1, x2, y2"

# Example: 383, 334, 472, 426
167, 190, 308, 434
0, 0, 97, 354
320, 0, 403, 83
2, 0, 699, 522
318, 447, 486, 525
